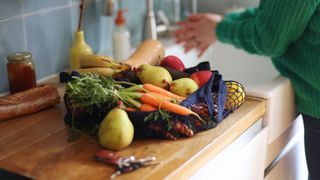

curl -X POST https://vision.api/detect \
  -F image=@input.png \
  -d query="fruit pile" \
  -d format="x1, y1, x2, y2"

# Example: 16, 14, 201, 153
61, 41, 246, 151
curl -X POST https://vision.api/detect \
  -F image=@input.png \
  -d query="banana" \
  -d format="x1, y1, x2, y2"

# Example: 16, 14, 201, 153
80, 54, 130, 70
224, 81, 246, 111
80, 54, 116, 68
72, 68, 115, 77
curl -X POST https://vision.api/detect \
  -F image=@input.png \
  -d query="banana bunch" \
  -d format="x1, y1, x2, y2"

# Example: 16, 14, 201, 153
224, 81, 246, 111
72, 55, 130, 77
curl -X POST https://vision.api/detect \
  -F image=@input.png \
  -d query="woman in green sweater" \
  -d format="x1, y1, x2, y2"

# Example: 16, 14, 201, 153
174, 0, 320, 179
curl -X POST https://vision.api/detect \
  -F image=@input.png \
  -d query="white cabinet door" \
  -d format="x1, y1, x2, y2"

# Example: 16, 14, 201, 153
264, 133, 308, 180
191, 121, 268, 180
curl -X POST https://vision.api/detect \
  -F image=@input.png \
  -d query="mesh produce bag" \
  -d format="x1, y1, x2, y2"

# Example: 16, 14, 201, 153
126, 63, 229, 139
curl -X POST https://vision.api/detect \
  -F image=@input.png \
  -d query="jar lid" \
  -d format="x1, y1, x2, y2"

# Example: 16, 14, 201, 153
7, 52, 32, 62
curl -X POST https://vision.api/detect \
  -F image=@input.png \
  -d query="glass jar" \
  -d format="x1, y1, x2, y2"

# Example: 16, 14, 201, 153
7, 52, 37, 94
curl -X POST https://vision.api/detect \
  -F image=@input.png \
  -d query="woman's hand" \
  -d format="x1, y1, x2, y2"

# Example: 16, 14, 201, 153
173, 13, 222, 57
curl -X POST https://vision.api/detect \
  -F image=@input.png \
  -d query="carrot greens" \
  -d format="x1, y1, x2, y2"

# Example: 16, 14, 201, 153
65, 74, 142, 109
65, 74, 120, 110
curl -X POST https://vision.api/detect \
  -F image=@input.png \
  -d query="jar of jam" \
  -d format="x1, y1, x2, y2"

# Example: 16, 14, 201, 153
7, 52, 37, 94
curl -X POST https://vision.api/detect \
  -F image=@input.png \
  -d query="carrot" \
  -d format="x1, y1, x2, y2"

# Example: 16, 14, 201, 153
140, 104, 158, 112
149, 92, 171, 98
140, 93, 202, 121
149, 92, 177, 101
125, 107, 137, 112
149, 92, 183, 104
143, 84, 186, 100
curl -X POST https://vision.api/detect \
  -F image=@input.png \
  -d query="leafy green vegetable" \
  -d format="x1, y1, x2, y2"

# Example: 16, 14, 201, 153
65, 74, 121, 111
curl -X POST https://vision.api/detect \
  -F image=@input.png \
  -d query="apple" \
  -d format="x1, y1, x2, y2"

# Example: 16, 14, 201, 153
160, 55, 186, 72
190, 71, 213, 87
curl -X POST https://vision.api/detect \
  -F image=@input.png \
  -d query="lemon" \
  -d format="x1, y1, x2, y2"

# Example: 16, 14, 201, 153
224, 81, 246, 110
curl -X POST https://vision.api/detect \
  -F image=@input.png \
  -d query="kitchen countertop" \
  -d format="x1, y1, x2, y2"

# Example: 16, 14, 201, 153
0, 81, 266, 180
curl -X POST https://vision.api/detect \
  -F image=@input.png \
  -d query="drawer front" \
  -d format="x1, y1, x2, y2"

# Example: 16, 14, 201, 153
264, 137, 308, 180
191, 121, 268, 180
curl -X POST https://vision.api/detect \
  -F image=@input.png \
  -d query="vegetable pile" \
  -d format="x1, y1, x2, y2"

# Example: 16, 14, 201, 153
61, 58, 246, 150
65, 74, 200, 116
63, 73, 205, 141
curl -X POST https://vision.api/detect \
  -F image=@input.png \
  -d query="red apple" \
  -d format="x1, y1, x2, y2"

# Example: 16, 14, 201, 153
190, 71, 213, 87
160, 55, 186, 72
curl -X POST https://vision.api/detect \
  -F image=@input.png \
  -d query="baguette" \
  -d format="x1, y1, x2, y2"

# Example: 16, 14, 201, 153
0, 85, 60, 121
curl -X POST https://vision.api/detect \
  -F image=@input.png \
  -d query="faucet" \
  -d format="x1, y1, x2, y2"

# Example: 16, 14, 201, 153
192, 0, 197, 14
104, 0, 116, 16
103, 0, 159, 40
144, 0, 157, 40
105, 0, 197, 40
144, 0, 184, 40
156, 10, 171, 35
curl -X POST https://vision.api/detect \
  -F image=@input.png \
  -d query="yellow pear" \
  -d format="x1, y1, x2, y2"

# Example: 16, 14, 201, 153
137, 64, 172, 89
169, 78, 199, 97
98, 108, 134, 151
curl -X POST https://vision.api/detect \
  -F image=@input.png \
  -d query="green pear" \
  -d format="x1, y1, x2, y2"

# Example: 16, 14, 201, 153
137, 64, 172, 89
98, 108, 134, 151
169, 78, 199, 97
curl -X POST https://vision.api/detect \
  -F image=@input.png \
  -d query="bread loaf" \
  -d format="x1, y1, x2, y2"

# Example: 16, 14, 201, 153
0, 85, 60, 121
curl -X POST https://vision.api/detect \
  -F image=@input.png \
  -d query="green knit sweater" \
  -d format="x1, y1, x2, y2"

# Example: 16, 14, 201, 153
216, 0, 320, 118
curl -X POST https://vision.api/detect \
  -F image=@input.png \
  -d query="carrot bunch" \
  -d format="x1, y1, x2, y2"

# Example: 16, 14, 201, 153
120, 83, 202, 121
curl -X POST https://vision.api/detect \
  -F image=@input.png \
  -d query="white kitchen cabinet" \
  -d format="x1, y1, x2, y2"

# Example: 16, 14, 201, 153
191, 120, 268, 180
264, 135, 308, 180
264, 115, 308, 180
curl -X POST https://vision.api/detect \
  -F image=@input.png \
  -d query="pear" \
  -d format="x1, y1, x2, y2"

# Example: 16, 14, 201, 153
169, 78, 199, 97
98, 108, 134, 151
137, 64, 172, 89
